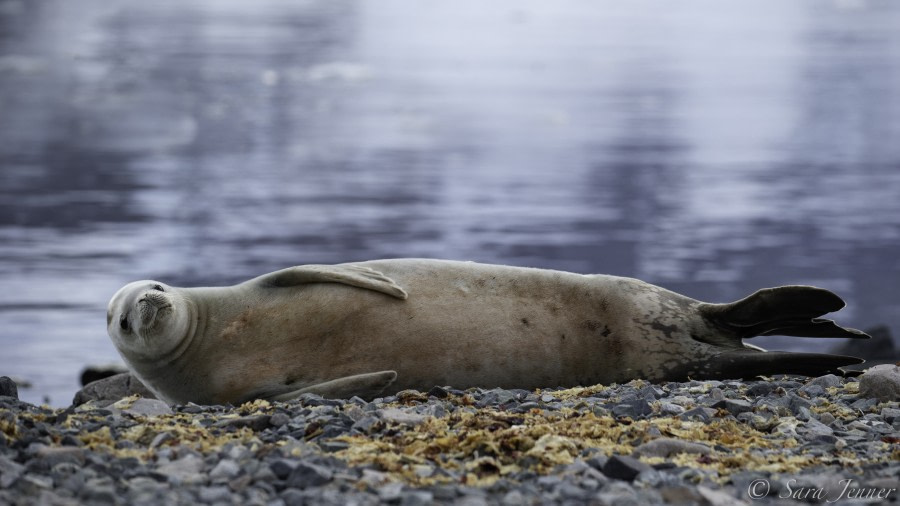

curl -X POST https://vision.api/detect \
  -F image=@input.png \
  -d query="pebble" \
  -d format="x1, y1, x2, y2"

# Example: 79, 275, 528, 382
858, 364, 900, 402
602, 455, 653, 482
679, 406, 716, 422
377, 407, 427, 426
711, 398, 752, 416
209, 459, 241, 481
0, 376, 18, 399
631, 438, 711, 459
286, 461, 333, 489
112, 397, 174, 417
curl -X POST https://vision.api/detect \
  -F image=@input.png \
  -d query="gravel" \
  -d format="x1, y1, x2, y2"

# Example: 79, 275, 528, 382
1, 372, 898, 505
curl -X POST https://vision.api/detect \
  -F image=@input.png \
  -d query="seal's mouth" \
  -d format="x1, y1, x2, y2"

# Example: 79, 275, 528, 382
137, 293, 172, 328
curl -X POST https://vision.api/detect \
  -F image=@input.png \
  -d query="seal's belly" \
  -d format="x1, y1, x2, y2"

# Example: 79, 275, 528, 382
211, 260, 680, 397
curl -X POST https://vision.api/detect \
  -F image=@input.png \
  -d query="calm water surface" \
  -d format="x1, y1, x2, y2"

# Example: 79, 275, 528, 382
1, 0, 899, 405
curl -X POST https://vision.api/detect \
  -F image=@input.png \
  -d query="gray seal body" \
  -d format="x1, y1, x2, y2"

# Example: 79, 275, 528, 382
106, 259, 866, 404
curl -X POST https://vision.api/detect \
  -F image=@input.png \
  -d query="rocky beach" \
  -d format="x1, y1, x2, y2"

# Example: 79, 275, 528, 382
1, 368, 898, 505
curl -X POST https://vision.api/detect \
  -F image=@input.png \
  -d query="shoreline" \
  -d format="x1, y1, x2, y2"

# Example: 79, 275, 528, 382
1, 374, 898, 505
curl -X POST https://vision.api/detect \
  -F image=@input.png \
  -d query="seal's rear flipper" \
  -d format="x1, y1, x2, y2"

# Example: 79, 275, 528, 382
693, 350, 864, 380
254, 264, 408, 300
269, 370, 398, 401
701, 286, 870, 340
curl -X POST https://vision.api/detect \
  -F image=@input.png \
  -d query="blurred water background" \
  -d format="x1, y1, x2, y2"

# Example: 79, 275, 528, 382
1, 0, 898, 406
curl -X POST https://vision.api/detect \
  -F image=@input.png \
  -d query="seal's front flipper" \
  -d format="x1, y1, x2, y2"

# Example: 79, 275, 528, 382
701, 286, 869, 340
255, 264, 408, 300
688, 350, 864, 380
269, 371, 398, 401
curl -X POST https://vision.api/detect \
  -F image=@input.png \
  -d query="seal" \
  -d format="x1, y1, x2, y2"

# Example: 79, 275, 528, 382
106, 259, 868, 404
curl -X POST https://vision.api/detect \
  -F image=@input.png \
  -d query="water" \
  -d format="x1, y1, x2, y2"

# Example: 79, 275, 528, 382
1, 0, 898, 406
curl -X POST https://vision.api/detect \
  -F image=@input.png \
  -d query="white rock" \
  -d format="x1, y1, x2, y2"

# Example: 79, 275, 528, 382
858, 364, 900, 402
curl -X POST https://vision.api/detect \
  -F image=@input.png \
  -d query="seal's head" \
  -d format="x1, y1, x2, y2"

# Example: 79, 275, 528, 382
107, 280, 193, 364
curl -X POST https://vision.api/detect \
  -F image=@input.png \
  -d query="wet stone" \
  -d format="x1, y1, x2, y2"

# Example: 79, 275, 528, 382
378, 407, 427, 426
0, 455, 24, 488
850, 397, 878, 411
679, 407, 716, 422
269, 459, 298, 480
514, 402, 541, 412
602, 455, 653, 482
269, 412, 290, 427
612, 398, 654, 418
711, 398, 752, 416
788, 394, 813, 414
214, 414, 272, 431
286, 461, 333, 489
198, 485, 233, 503
351, 415, 380, 433
34, 446, 85, 470
746, 383, 776, 396
209, 459, 241, 481
0, 377, 18, 399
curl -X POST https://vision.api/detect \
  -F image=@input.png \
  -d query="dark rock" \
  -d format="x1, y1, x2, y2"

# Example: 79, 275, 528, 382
805, 374, 843, 390
810, 434, 839, 445
850, 397, 878, 411
286, 462, 333, 489
285, 462, 333, 489
787, 393, 813, 414
319, 441, 349, 453
79, 364, 128, 387
476, 388, 517, 408
214, 414, 271, 432
881, 407, 900, 423
586, 455, 609, 471
679, 407, 716, 422
72, 373, 156, 406
639, 385, 664, 400
613, 398, 654, 418
515, 402, 541, 412
269, 412, 290, 427
0, 377, 18, 399
711, 398, 752, 416
799, 384, 826, 398
34, 446, 86, 470
269, 459, 299, 480
746, 383, 775, 396
602, 455, 653, 482
351, 415, 380, 433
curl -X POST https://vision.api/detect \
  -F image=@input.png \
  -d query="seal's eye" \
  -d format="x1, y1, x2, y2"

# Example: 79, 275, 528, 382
119, 315, 130, 332
152, 284, 164, 292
